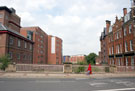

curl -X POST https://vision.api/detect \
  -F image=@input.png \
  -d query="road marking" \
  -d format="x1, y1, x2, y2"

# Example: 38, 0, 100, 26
28, 80, 76, 83
95, 88, 135, 91
89, 82, 107, 87
75, 78, 88, 80
29, 81, 61, 83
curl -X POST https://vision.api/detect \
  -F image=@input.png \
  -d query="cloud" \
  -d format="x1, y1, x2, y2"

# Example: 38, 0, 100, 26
0, 0, 130, 55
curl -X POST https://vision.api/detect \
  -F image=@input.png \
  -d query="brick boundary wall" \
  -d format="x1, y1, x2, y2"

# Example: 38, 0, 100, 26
16, 64, 63, 72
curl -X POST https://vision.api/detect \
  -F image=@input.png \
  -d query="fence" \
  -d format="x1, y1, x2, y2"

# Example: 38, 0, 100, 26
14, 64, 135, 73
16, 64, 63, 72
116, 66, 135, 72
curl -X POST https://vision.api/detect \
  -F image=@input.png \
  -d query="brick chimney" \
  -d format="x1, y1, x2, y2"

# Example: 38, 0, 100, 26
106, 20, 111, 34
123, 8, 127, 16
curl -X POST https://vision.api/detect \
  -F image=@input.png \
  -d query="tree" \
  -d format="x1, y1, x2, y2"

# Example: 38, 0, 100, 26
85, 53, 97, 65
0, 55, 10, 70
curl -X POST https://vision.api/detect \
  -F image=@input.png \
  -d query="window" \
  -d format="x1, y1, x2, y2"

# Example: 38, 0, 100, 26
118, 45, 120, 54
30, 44, 32, 50
124, 28, 127, 36
124, 13, 130, 22
18, 39, 21, 47
129, 24, 132, 34
9, 37, 14, 45
23, 55, 26, 60
40, 50, 43, 54
125, 42, 128, 52
24, 42, 27, 48
126, 57, 128, 66
117, 32, 119, 39
27, 31, 33, 40
9, 52, 13, 59
112, 59, 114, 65
130, 40, 133, 51
109, 48, 111, 55
17, 53, 20, 60
118, 58, 121, 66
131, 56, 134, 66
0, 13, 3, 18
112, 47, 114, 54
109, 26, 112, 32
129, 25, 132, 34
120, 44, 122, 53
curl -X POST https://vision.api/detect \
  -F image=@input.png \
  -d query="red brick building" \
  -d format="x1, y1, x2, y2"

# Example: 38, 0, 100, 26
70, 54, 85, 64
20, 27, 48, 64
63, 56, 70, 63
48, 35, 62, 64
100, 1, 135, 67
95, 52, 102, 65
63, 54, 85, 64
100, 20, 110, 64
0, 6, 33, 64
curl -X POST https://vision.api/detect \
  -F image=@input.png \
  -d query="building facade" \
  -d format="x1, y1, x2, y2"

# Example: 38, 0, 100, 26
100, 1, 135, 67
48, 35, 62, 64
0, 6, 33, 64
63, 54, 85, 64
20, 27, 48, 64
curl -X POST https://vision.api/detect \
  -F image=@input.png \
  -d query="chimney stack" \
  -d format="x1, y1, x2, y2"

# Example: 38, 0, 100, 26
106, 20, 111, 28
106, 20, 111, 34
123, 8, 127, 16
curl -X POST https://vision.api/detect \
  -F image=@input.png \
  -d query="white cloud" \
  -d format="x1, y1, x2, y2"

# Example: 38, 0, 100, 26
0, 0, 131, 55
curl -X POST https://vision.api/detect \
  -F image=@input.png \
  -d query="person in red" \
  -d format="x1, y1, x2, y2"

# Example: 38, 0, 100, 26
87, 64, 92, 75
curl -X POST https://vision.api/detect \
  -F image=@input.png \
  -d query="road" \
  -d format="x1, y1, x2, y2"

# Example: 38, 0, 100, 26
0, 77, 135, 91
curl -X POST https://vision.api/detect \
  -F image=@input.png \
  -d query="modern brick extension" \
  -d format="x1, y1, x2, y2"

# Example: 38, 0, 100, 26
0, 6, 63, 64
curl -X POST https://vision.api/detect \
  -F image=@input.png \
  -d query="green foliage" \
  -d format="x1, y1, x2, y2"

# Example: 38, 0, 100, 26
74, 66, 85, 73
105, 67, 110, 73
77, 61, 88, 65
63, 62, 72, 64
92, 67, 100, 72
0, 55, 10, 70
85, 53, 97, 65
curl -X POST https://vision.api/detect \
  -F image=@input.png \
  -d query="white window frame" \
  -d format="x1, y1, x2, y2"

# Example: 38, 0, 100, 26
30, 44, 32, 50
125, 42, 128, 52
131, 56, 134, 66
124, 28, 127, 36
118, 58, 121, 66
18, 39, 21, 47
130, 40, 133, 51
118, 45, 120, 54
126, 57, 128, 66
129, 24, 132, 34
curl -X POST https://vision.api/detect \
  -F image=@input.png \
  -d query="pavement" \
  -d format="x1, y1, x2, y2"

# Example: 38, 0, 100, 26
0, 72, 135, 78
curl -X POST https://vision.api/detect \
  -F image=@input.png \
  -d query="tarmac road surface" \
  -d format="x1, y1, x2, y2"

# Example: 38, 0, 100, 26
0, 77, 135, 91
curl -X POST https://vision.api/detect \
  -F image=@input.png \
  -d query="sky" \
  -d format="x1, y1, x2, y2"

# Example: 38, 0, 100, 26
0, 0, 131, 55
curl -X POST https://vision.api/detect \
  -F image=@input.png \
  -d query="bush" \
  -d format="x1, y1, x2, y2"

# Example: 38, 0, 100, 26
92, 67, 100, 72
0, 55, 10, 70
63, 62, 72, 64
105, 67, 110, 73
77, 61, 88, 65
74, 66, 85, 73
